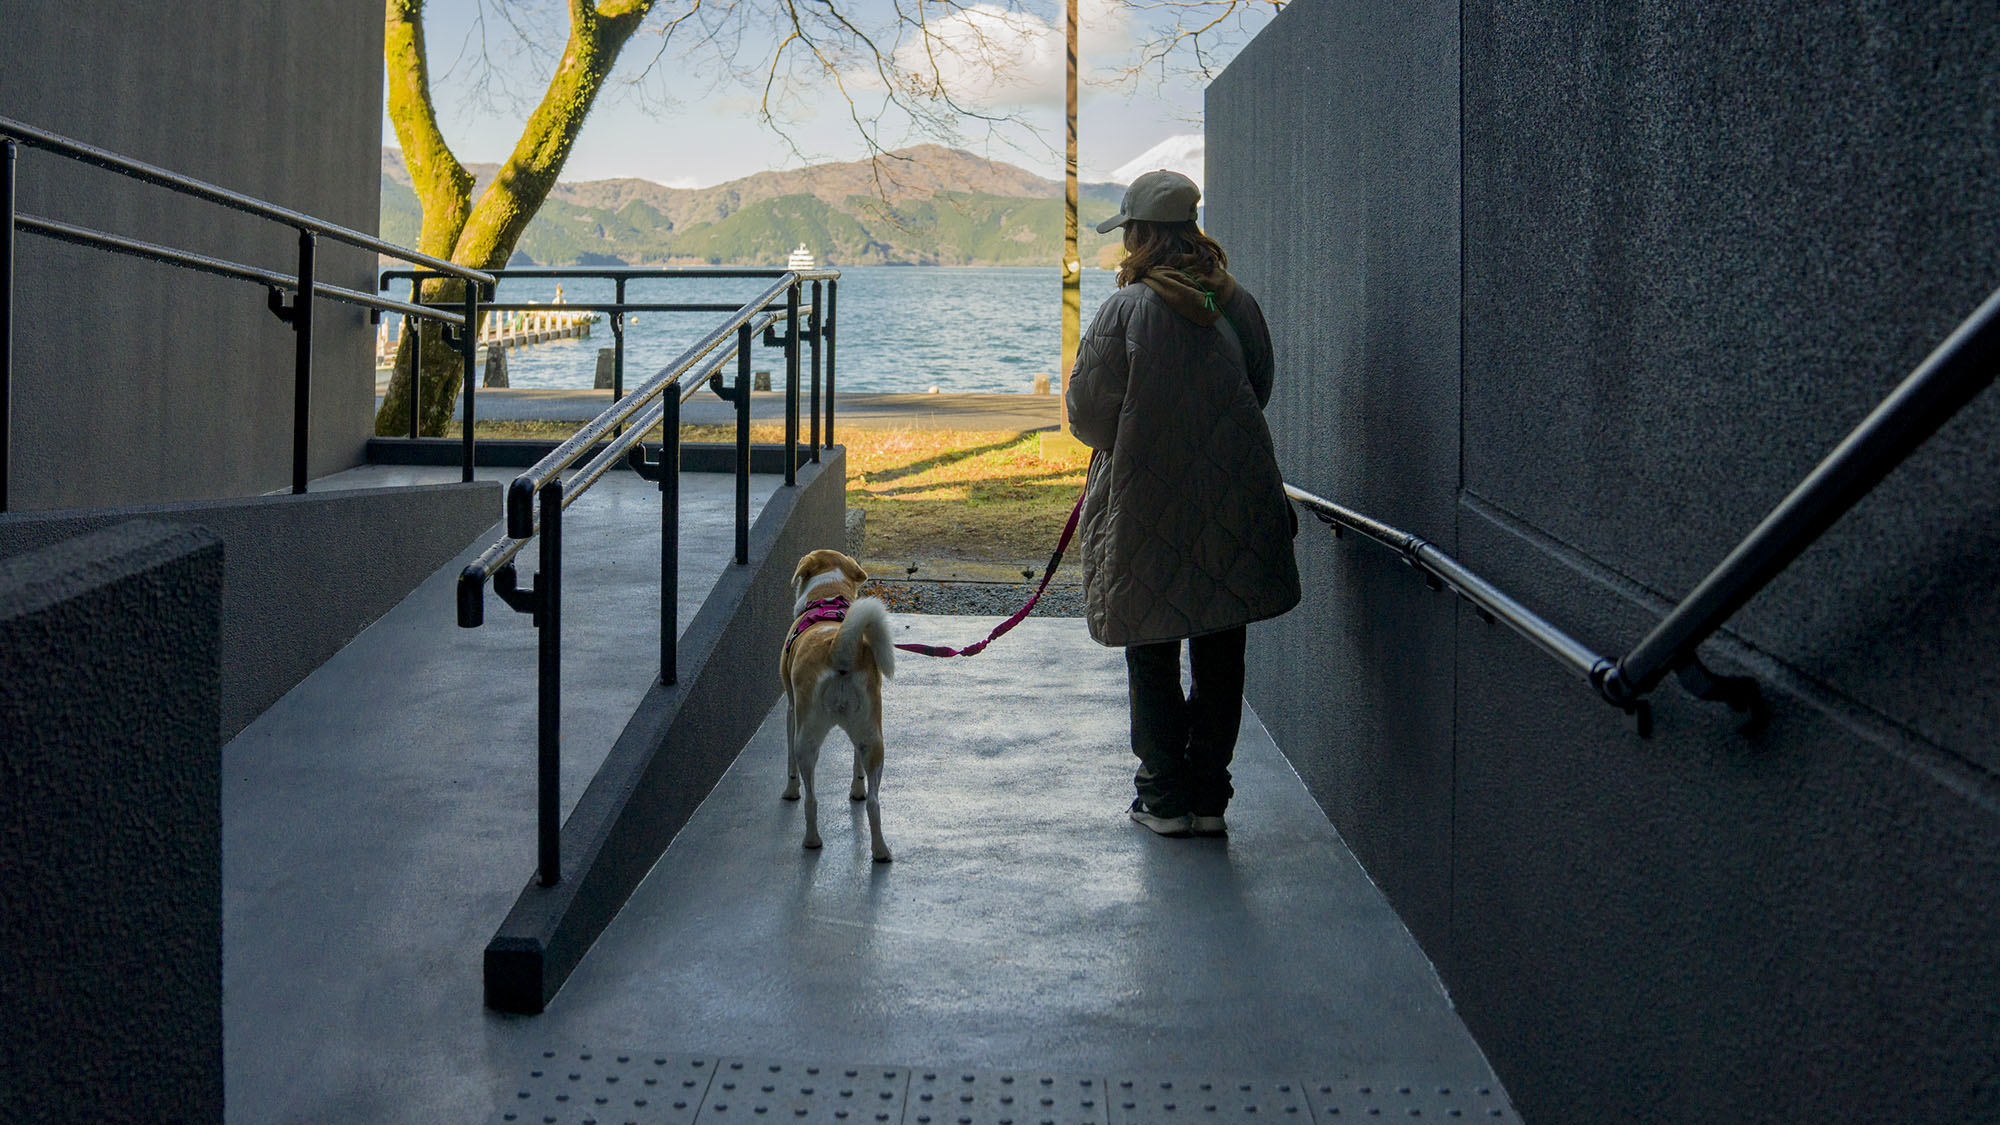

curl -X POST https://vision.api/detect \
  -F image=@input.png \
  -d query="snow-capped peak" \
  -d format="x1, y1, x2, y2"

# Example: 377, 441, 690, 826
1107, 134, 1205, 192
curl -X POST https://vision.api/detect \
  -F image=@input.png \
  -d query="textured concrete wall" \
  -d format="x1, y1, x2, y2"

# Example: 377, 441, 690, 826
0, 2, 381, 510
1210, 0, 2000, 1119
1206, 0, 1463, 951
0, 482, 501, 741
0, 521, 224, 1122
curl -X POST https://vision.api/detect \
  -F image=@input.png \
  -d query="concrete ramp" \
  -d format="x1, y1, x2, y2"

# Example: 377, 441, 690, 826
526, 618, 1510, 1102
222, 466, 1512, 1121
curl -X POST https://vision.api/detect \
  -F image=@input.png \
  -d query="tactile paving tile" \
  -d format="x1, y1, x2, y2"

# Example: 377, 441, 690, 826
698, 1057, 909, 1123
905, 1067, 1110, 1125
1305, 1079, 1517, 1120
1105, 1075, 1313, 1123
492, 1050, 715, 1125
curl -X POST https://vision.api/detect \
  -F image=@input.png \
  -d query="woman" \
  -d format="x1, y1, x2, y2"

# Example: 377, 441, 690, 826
1065, 169, 1302, 839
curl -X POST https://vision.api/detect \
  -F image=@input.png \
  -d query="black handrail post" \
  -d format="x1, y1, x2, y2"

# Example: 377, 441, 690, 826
825, 279, 837, 450
612, 276, 626, 439
785, 281, 800, 487
735, 323, 751, 564
661, 387, 680, 686
2, 138, 15, 513
809, 280, 822, 462
407, 278, 421, 440
290, 230, 316, 495
537, 477, 563, 887
461, 279, 477, 482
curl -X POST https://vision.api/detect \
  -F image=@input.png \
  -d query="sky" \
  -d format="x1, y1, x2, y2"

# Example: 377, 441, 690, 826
386, 0, 1278, 187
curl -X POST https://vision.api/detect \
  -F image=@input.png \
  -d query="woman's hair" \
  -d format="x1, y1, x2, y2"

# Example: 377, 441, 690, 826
1116, 219, 1228, 287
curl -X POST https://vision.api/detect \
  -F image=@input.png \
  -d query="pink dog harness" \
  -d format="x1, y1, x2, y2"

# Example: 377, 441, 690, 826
787, 596, 850, 653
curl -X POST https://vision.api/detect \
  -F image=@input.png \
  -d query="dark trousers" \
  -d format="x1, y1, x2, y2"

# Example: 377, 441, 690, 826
1124, 626, 1247, 816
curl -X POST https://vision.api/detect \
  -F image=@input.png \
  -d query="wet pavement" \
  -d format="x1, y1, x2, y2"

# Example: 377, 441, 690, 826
221, 465, 1512, 1123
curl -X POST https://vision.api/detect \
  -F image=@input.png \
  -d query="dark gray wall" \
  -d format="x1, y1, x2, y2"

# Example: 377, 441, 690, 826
1207, 0, 1463, 952
1210, 0, 2000, 1119
0, 482, 501, 740
0, 2, 382, 510
0, 521, 224, 1122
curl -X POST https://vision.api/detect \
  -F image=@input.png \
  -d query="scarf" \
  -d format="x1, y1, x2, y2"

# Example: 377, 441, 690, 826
1136, 257, 1239, 326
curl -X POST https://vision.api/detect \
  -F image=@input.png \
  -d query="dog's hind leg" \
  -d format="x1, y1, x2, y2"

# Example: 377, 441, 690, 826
782, 694, 801, 801
794, 714, 831, 851
857, 738, 891, 863
849, 751, 867, 802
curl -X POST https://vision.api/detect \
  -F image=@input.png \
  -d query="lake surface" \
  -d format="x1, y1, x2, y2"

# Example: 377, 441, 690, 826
383, 266, 1119, 395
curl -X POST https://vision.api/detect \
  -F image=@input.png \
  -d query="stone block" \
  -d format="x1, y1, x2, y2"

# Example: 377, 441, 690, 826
482, 344, 508, 388
844, 507, 866, 558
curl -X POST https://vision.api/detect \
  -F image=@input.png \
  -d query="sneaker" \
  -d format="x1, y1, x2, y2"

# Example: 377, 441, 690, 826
1128, 799, 1191, 837
1190, 813, 1228, 837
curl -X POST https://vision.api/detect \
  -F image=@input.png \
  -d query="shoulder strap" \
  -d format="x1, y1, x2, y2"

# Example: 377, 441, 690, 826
1212, 307, 1246, 371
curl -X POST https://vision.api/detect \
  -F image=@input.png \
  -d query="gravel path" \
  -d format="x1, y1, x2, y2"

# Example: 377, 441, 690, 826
867, 580, 1083, 617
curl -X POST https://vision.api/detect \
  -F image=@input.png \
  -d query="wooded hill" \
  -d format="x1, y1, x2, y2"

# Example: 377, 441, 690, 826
380, 145, 1132, 267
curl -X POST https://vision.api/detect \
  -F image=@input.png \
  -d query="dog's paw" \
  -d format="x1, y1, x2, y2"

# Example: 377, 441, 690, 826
849, 781, 867, 801
803, 835, 822, 850
872, 847, 893, 863
782, 782, 801, 801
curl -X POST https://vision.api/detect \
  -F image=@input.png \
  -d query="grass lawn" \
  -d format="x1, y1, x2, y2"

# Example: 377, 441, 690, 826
451, 420, 1091, 567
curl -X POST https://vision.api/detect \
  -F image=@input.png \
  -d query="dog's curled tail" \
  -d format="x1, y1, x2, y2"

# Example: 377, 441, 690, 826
833, 596, 895, 679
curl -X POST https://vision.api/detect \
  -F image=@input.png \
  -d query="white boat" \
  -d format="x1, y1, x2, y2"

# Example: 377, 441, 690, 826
786, 243, 816, 271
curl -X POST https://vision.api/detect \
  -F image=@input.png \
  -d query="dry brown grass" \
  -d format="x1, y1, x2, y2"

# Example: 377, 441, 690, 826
451, 420, 1090, 566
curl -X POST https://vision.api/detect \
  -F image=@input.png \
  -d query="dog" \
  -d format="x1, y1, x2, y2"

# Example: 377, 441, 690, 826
780, 549, 896, 862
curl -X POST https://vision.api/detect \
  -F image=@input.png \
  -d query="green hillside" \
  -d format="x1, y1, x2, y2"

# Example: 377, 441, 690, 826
379, 151, 1129, 267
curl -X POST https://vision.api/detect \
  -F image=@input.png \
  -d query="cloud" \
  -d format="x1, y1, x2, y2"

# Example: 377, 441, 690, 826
875, 0, 1133, 111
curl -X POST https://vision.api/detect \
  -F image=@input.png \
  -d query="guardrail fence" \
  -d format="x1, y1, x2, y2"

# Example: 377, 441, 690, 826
0, 114, 493, 510
435, 267, 838, 888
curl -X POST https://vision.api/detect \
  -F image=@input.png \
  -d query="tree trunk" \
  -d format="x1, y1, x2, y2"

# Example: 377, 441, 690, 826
374, 0, 653, 437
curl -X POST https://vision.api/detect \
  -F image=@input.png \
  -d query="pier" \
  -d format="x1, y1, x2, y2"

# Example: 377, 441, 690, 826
375, 305, 601, 366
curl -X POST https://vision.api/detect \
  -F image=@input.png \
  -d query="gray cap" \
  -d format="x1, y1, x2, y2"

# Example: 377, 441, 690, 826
1096, 169, 1200, 233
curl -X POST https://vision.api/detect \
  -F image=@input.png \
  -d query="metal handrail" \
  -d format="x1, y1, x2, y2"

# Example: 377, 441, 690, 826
1, 115, 494, 508
386, 265, 842, 282
1, 115, 486, 280
1608, 281, 2000, 702
380, 264, 839, 451
1290, 279, 2000, 736
456, 313, 780, 596
1285, 485, 1615, 685
19, 214, 462, 326
500, 276, 807, 537
450, 268, 838, 889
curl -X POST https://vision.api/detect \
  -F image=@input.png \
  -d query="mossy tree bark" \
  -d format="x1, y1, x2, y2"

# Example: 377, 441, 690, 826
375, 0, 655, 436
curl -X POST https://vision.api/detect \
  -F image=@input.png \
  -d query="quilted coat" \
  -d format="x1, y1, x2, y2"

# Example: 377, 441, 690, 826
1064, 264, 1301, 647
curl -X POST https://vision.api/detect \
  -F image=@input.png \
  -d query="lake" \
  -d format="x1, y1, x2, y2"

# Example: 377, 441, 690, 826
382, 265, 1121, 395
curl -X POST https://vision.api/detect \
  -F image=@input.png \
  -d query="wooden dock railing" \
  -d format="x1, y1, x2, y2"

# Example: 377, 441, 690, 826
376, 306, 601, 367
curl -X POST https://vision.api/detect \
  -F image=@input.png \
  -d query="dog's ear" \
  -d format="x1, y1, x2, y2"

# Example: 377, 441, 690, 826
792, 555, 817, 596
840, 554, 868, 585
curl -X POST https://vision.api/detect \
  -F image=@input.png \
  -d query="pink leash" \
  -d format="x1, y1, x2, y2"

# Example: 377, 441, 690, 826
893, 490, 1086, 658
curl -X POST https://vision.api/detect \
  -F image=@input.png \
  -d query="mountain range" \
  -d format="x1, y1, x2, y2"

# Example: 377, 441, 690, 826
379, 145, 1139, 268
